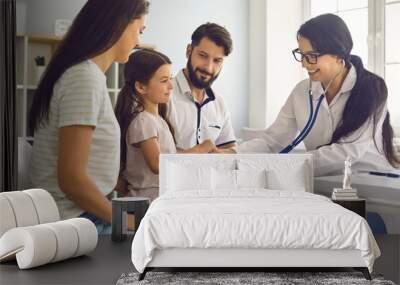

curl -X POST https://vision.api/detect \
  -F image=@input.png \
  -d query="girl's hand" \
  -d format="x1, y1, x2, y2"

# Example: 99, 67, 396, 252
211, 147, 236, 154
199, 139, 216, 153
179, 139, 217, 154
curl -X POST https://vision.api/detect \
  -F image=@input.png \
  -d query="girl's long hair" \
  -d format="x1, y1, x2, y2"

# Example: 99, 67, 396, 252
298, 13, 399, 167
114, 49, 174, 173
29, 0, 149, 133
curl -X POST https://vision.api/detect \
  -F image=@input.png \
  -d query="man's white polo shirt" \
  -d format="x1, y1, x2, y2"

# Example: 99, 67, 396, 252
166, 70, 236, 149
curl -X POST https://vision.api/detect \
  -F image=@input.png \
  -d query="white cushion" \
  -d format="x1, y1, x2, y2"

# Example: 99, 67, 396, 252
65, 218, 98, 257
212, 169, 268, 190
209, 159, 236, 170
0, 189, 98, 270
238, 158, 308, 191
0, 189, 60, 238
267, 162, 307, 191
0, 218, 97, 269
42, 222, 79, 262
236, 169, 268, 189
24, 189, 60, 224
167, 163, 213, 191
0, 226, 57, 269
213, 169, 237, 190
0, 192, 39, 227
0, 196, 17, 237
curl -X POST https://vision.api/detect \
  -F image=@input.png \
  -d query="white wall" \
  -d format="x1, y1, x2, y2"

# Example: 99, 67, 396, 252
16, 0, 249, 135
16, 0, 27, 34
248, 0, 267, 129
248, 0, 306, 129
265, 0, 305, 126
20, 0, 86, 35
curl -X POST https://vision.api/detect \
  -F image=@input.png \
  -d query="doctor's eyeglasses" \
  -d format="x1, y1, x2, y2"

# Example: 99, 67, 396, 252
292, 48, 323, 64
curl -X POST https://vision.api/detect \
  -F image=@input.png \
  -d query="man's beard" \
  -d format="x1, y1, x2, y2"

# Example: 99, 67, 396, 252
186, 55, 219, 89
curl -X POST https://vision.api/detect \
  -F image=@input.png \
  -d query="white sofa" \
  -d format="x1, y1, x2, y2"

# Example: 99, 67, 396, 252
0, 189, 97, 269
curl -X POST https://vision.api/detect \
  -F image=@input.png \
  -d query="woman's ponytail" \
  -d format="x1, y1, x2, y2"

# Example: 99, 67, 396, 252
158, 103, 175, 143
382, 112, 400, 167
331, 54, 399, 167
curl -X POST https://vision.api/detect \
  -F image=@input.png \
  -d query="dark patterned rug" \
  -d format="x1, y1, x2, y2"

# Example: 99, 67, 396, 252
116, 271, 396, 285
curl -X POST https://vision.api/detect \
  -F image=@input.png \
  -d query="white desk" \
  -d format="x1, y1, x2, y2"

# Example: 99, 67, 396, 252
314, 174, 400, 234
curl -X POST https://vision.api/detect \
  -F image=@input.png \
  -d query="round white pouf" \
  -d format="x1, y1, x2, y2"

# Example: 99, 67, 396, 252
65, 218, 98, 257
0, 196, 17, 237
0, 226, 57, 269
24, 189, 60, 223
0, 192, 39, 227
42, 221, 79, 262
0, 219, 98, 269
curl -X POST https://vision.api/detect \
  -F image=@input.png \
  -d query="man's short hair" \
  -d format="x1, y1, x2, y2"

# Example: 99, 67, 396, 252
191, 23, 233, 56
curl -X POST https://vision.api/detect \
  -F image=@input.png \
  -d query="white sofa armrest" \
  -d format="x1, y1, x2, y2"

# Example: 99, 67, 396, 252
0, 218, 97, 269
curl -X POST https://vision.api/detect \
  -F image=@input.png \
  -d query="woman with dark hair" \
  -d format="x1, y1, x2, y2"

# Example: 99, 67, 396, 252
115, 49, 216, 201
29, 0, 149, 234
239, 13, 399, 176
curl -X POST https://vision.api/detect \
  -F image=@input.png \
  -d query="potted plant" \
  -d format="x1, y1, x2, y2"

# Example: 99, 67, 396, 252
34, 56, 46, 84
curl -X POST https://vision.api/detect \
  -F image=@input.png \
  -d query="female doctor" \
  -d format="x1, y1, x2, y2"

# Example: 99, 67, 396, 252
238, 13, 400, 176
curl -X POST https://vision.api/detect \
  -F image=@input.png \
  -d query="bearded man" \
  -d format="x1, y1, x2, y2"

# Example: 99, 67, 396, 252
167, 23, 236, 153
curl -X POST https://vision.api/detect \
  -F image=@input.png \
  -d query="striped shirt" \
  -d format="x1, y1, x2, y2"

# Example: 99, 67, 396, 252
30, 60, 120, 219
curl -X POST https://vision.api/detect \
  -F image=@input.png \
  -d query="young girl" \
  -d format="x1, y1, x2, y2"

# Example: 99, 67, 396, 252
115, 49, 215, 201
29, 0, 149, 234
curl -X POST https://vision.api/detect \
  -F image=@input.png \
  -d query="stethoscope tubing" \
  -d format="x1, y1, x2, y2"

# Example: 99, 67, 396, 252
280, 92, 314, 153
279, 92, 324, 153
280, 61, 345, 154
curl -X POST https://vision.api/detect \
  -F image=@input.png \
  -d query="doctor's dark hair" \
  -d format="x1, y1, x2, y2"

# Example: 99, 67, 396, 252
29, 0, 149, 133
298, 13, 399, 167
191, 23, 233, 56
115, 49, 174, 173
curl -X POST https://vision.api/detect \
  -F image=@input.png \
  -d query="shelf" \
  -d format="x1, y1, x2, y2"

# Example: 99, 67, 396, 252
16, 85, 37, 90
27, 85, 37, 90
17, 33, 63, 45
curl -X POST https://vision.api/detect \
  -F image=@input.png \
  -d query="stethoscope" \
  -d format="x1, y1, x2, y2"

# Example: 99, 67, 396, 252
280, 62, 345, 154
